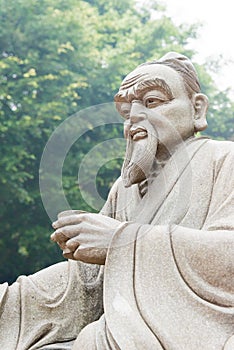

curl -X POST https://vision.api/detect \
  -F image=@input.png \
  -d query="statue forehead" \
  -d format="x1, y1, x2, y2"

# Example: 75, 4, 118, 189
120, 64, 183, 91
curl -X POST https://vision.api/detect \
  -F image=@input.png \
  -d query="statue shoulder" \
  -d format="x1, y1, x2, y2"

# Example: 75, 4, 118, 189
205, 139, 234, 161
204, 139, 234, 184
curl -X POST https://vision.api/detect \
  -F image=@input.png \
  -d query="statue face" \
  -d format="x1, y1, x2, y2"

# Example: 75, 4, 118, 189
115, 64, 197, 187
116, 64, 196, 147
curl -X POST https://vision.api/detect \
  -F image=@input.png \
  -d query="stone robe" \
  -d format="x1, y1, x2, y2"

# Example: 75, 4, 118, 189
0, 137, 234, 349
0, 250, 104, 349
75, 137, 234, 349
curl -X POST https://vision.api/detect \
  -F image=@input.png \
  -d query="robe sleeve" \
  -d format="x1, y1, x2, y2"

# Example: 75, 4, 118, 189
169, 143, 234, 307
0, 177, 123, 349
102, 221, 234, 350
202, 142, 234, 231
0, 178, 127, 349
170, 226, 234, 306
0, 256, 104, 350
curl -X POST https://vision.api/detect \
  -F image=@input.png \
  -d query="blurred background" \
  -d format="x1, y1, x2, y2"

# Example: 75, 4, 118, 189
0, 0, 233, 283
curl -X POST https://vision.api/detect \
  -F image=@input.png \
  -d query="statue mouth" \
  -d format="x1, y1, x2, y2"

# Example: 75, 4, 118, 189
130, 126, 147, 141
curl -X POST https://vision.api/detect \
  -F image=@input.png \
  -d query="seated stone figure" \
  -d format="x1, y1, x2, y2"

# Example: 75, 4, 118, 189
0, 52, 233, 350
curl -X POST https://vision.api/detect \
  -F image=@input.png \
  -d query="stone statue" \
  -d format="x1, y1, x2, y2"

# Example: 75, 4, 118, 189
0, 52, 233, 349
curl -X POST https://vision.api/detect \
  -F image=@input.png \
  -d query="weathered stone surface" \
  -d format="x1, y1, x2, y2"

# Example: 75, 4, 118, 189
0, 52, 233, 349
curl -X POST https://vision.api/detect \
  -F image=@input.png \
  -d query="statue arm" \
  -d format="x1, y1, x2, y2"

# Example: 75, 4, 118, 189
170, 146, 234, 306
144, 145, 234, 306
170, 225, 234, 306
0, 260, 103, 349
102, 221, 234, 349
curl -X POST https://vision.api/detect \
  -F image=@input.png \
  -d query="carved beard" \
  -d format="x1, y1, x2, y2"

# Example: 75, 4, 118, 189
121, 120, 158, 187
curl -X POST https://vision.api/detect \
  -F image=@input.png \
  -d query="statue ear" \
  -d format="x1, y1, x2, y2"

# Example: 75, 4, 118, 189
192, 93, 209, 132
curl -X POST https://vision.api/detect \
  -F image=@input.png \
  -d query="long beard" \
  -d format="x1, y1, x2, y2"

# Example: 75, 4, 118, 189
121, 121, 158, 187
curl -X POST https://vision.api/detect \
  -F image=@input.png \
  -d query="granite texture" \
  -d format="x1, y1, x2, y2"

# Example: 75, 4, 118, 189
0, 52, 233, 349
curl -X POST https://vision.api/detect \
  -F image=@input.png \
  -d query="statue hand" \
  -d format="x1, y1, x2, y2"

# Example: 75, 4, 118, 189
51, 211, 121, 264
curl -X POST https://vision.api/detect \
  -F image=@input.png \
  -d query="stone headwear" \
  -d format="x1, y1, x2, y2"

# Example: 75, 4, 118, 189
140, 52, 201, 97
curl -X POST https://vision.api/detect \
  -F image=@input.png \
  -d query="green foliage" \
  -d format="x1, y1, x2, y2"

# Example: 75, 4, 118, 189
0, 0, 233, 282
207, 89, 234, 140
195, 63, 234, 140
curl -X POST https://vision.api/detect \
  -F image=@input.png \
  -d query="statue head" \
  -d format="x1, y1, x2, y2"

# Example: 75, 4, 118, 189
142, 52, 201, 99
114, 52, 209, 187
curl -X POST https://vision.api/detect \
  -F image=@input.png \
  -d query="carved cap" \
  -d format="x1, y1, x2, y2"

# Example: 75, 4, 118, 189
140, 51, 201, 96
157, 51, 198, 75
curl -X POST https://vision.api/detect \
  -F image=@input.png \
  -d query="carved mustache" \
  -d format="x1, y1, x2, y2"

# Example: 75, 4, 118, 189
129, 126, 148, 141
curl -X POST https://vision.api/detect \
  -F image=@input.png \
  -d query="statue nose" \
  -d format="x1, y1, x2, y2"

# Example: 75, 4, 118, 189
129, 101, 147, 124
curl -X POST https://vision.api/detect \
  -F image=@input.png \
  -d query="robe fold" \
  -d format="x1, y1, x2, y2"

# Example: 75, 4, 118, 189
1, 137, 234, 349
0, 260, 104, 349
74, 137, 234, 349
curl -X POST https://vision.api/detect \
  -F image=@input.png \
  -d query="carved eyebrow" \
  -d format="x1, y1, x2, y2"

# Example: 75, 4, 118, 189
114, 73, 147, 103
114, 77, 174, 103
135, 78, 174, 100
114, 90, 128, 103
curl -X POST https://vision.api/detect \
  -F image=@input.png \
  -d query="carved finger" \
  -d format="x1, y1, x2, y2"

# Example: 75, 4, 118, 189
57, 210, 87, 219
52, 224, 83, 240
73, 246, 107, 265
53, 210, 87, 229
66, 236, 80, 251
50, 230, 68, 244
52, 215, 83, 229
62, 246, 74, 260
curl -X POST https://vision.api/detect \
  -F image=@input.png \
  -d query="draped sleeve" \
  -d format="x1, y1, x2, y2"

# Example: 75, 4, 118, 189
0, 254, 104, 350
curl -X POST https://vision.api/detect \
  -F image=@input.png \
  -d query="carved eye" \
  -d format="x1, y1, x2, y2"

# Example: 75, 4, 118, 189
144, 97, 164, 108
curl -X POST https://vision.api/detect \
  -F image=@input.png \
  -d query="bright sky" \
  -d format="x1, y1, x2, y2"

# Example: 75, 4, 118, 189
161, 0, 234, 98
